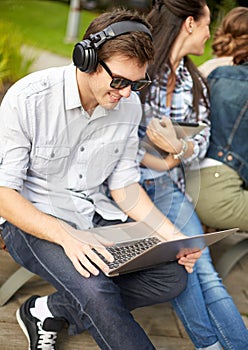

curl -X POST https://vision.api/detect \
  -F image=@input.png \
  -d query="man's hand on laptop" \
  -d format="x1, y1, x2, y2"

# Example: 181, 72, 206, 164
62, 232, 115, 278
58, 222, 114, 278
178, 251, 202, 273
165, 231, 202, 273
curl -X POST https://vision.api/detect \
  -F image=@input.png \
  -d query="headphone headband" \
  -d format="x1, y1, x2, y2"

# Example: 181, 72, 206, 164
90, 21, 152, 49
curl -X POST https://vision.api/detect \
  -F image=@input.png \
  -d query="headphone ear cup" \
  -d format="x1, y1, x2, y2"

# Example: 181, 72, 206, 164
72, 40, 98, 73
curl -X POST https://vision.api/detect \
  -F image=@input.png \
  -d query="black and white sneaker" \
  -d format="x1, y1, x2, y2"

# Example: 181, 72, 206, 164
16, 295, 65, 350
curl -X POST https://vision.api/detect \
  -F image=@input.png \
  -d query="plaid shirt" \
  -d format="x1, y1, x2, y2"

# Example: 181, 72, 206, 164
141, 58, 210, 192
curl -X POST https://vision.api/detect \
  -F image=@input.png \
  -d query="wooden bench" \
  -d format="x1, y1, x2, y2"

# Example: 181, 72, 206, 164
215, 231, 248, 279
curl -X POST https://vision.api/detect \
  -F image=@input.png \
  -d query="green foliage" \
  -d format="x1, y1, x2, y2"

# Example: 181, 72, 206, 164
0, 0, 240, 73
0, 21, 34, 91
0, 0, 99, 58
207, 0, 238, 33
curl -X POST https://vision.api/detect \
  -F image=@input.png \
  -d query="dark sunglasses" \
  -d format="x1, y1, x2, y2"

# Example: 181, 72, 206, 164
99, 61, 151, 91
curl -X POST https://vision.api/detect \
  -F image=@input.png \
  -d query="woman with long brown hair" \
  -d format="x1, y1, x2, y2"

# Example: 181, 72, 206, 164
138, 1, 248, 349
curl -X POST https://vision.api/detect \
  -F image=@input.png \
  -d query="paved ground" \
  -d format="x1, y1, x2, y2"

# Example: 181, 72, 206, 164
22, 46, 71, 72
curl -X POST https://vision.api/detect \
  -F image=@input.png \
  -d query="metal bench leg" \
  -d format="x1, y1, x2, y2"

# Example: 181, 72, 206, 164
216, 238, 248, 279
0, 267, 35, 306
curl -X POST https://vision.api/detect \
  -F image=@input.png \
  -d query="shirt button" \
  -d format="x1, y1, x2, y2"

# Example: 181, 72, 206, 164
50, 152, 55, 158
79, 174, 83, 179
217, 151, 223, 157
80, 146, 85, 152
114, 148, 119, 154
227, 154, 233, 161
214, 172, 220, 178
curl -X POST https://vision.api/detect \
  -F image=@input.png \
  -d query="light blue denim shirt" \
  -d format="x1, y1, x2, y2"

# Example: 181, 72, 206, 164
0, 65, 141, 229
206, 62, 248, 188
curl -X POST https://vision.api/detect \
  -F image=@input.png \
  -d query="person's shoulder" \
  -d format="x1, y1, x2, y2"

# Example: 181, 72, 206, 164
198, 57, 233, 77
7, 65, 70, 98
121, 91, 141, 106
208, 63, 248, 81
118, 91, 142, 120
130, 91, 141, 103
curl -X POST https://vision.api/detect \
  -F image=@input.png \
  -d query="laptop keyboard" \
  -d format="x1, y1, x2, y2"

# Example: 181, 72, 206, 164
95, 236, 161, 271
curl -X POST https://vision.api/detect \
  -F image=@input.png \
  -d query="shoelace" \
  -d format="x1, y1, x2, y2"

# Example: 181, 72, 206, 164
37, 321, 57, 349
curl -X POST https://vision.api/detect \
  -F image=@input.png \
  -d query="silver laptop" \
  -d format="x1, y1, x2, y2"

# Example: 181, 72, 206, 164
71, 222, 238, 277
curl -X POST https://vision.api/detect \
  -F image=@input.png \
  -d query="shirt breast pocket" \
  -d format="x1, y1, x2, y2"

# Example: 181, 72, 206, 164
32, 146, 71, 176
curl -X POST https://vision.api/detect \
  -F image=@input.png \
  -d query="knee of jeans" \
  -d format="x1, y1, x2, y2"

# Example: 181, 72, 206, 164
152, 263, 188, 302
80, 275, 121, 311
175, 264, 188, 297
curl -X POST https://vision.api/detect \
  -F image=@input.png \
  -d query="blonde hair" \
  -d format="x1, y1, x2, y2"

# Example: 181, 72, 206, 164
212, 7, 248, 64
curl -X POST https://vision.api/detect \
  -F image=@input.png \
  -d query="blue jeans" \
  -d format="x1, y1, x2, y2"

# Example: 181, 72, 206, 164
140, 173, 248, 350
2, 219, 187, 350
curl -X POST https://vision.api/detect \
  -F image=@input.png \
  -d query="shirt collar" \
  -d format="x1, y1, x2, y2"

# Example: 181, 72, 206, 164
64, 64, 82, 110
155, 58, 186, 80
177, 58, 191, 82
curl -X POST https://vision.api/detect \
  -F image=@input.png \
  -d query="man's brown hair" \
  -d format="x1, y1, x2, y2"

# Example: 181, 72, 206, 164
83, 8, 154, 67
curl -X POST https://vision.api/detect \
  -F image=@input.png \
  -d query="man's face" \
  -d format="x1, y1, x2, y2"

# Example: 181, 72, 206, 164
87, 55, 148, 110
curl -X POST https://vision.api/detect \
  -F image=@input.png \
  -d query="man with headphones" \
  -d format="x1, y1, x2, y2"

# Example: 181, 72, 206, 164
0, 8, 201, 349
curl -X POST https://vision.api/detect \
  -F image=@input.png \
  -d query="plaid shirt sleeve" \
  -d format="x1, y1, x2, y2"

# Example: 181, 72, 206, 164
142, 60, 210, 192
182, 81, 210, 166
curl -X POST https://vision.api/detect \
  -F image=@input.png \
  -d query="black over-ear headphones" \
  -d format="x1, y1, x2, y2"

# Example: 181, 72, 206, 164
73, 21, 152, 73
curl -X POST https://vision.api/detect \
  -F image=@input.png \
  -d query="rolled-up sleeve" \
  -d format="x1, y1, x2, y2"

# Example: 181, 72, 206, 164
182, 87, 211, 166
0, 89, 31, 191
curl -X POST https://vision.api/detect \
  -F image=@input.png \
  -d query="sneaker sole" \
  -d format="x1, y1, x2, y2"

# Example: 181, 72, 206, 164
16, 308, 31, 350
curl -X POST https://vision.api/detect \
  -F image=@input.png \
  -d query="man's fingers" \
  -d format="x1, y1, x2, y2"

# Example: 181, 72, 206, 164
86, 246, 113, 273
65, 232, 116, 277
71, 256, 92, 278
178, 251, 201, 274
185, 266, 194, 274
94, 246, 114, 263
71, 248, 107, 278
178, 260, 195, 274
77, 245, 114, 276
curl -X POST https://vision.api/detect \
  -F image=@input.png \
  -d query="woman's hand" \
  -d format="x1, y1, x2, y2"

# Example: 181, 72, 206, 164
146, 117, 182, 154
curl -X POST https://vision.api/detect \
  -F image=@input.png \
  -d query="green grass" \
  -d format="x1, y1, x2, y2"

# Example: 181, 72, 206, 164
0, 0, 99, 58
0, 0, 214, 65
